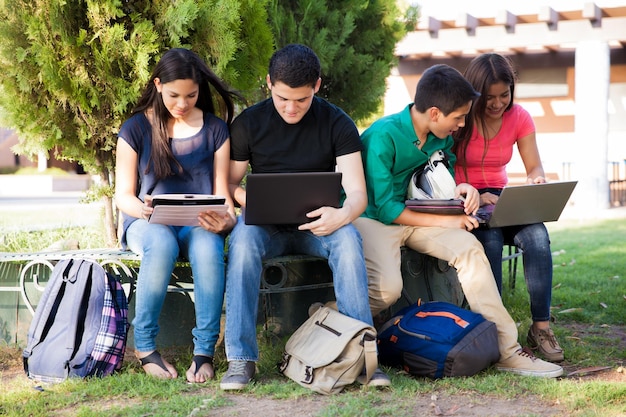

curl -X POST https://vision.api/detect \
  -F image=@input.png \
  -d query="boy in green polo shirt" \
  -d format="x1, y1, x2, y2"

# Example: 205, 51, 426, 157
354, 64, 563, 378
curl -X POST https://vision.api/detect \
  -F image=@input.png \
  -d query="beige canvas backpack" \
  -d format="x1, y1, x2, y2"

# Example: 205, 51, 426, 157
279, 306, 378, 395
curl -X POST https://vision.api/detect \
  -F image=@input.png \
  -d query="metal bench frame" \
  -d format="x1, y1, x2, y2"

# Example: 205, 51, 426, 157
0, 249, 139, 315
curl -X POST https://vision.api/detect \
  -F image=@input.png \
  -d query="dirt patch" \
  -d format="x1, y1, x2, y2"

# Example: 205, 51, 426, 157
214, 392, 564, 417
0, 345, 23, 380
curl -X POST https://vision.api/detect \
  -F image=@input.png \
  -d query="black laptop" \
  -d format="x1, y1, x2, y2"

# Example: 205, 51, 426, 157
244, 172, 343, 225
474, 181, 577, 228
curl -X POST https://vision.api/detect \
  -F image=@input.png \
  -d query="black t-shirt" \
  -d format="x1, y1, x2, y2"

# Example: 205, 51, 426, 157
230, 96, 362, 173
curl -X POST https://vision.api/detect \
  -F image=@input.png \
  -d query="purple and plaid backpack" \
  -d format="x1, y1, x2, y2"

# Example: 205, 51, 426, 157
23, 259, 129, 383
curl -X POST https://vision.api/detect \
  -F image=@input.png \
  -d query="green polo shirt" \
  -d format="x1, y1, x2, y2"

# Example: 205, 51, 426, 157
360, 104, 457, 225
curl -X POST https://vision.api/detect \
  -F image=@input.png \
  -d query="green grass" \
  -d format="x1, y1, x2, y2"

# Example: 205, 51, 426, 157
1, 217, 626, 416
549, 220, 626, 325
504, 219, 626, 313
0, 201, 105, 246
0, 226, 107, 252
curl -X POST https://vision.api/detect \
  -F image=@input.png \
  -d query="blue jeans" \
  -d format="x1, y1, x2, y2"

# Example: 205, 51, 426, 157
126, 219, 226, 356
472, 222, 553, 322
224, 216, 372, 362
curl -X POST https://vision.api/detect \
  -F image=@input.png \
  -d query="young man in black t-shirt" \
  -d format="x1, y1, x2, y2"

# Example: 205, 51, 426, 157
220, 44, 390, 391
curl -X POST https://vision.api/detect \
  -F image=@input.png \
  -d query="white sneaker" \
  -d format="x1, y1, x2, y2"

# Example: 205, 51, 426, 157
496, 348, 563, 378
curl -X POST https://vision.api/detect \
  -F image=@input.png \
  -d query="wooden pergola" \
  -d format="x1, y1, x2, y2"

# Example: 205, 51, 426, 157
396, 4, 626, 60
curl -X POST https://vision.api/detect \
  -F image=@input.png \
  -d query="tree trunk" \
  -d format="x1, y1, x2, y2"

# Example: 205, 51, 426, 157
103, 193, 117, 248
98, 170, 118, 248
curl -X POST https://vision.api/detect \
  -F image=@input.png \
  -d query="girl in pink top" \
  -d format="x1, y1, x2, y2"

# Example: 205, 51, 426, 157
453, 53, 564, 363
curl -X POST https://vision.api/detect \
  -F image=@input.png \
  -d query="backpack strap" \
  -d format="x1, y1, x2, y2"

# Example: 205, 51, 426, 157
63, 261, 95, 361
362, 331, 378, 385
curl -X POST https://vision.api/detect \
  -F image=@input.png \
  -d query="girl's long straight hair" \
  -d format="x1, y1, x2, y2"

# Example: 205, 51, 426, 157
132, 48, 243, 180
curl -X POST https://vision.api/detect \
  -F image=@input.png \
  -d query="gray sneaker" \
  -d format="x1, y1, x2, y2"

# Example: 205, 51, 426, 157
357, 367, 391, 387
220, 360, 256, 391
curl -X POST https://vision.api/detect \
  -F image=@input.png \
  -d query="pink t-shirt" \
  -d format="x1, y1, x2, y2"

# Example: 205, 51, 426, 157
454, 104, 535, 189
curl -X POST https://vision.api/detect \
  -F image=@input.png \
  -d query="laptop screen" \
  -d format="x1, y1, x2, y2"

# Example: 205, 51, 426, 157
244, 172, 343, 225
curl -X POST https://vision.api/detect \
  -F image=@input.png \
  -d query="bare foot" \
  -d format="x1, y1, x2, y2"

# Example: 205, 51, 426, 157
186, 355, 214, 383
137, 351, 178, 379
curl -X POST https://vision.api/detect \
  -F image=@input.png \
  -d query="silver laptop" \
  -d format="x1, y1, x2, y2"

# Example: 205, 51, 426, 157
474, 181, 577, 228
244, 172, 343, 225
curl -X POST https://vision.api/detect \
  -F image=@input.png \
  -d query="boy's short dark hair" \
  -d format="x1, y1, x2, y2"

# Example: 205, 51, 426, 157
268, 44, 321, 89
414, 64, 480, 115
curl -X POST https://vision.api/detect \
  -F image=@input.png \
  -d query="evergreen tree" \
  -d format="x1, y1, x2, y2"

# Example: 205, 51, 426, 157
0, 0, 273, 246
267, 0, 406, 123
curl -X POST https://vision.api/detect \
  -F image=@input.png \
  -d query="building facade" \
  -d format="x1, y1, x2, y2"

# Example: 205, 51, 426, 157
386, 2, 626, 210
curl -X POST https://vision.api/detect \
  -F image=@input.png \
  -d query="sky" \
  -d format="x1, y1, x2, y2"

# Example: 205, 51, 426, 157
413, 0, 626, 20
